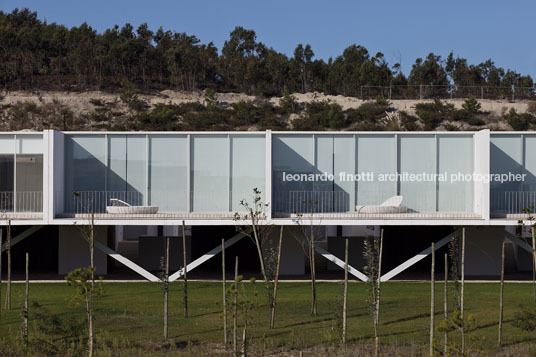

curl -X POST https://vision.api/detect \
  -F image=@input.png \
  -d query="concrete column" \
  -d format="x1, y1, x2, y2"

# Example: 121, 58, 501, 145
262, 226, 305, 275
464, 226, 503, 276
58, 225, 108, 275
138, 236, 191, 271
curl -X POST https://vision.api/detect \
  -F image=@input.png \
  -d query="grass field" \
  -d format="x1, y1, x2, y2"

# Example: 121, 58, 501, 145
0, 281, 536, 356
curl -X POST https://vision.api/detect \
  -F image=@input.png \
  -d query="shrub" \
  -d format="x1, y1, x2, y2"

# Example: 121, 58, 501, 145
415, 99, 454, 130
506, 108, 529, 130
462, 97, 481, 114
513, 306, 536, 332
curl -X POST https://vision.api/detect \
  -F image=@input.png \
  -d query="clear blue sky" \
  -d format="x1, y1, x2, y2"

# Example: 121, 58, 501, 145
2, 0, 535, 79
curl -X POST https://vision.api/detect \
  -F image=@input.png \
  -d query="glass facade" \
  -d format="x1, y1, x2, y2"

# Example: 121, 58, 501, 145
0, 134, 43, 212
63, 133, 266, 213
490, 134, 536, 214
272, 133, 474, 215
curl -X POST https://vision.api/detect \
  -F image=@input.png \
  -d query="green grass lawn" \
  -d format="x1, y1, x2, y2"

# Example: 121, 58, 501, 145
0, 281, 535, 356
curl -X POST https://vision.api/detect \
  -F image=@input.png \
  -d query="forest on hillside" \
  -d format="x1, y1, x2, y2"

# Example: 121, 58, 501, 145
0, 8, 534, 97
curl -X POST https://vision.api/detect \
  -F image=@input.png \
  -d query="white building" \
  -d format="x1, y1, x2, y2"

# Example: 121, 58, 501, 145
0, 129, 534, 280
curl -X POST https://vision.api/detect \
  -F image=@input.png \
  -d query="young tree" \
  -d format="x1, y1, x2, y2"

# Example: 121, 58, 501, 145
5, 219, 12, 310
270, 226, 284, 329
160, 237, 170, 339
22, 252, 29, 342
234, 188, 275, 324
498, 240, 505, 346
222, 239, 228, 345
182, 220, 188, 318
363, 235, 381, 356
292, 201, 323, 316
342, 238, 349, 346
65, 267, 104, 357
430, 242, 435, 357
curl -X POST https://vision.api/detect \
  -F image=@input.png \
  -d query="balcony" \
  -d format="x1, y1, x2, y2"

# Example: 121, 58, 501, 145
491, 191, 536, 219
0, 191, 43, 219
272, 190, 480, 220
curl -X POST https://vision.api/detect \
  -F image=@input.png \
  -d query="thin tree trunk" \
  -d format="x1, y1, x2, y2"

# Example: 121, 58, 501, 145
242, 326, 247, 357
222, 239, 227, 345
233, 256, 238, 357
23, 252, 29, 342
532, 226, 536, 303
249, 210, 267, 283
270, 226, 283, 329
498, 240, 505, 347
164, 237, 169, 339
376, 229, 384, 326
342, 238, 349, 346
182, 221, 188, 318
0, 229, 2, 319
461, 227, 466, 355
90, 213, 95, 287
444, 253, 448, 356
87, 297, 93, 357
430, 242, 435, 357
311, 230, 317, 316
6, 220, 11, 310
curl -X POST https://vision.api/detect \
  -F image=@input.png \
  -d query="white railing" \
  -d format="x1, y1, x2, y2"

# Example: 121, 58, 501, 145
491, 191, 536, 214
65, 191, 143, 214
272, 190, 476, 219
0, 191, 43, 212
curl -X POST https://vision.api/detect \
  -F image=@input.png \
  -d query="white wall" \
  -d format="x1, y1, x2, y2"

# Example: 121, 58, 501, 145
58, 225, 108, 275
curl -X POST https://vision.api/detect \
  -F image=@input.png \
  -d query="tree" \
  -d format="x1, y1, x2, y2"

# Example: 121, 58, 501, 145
65, 267, 104, 357
233, 188, 275, 326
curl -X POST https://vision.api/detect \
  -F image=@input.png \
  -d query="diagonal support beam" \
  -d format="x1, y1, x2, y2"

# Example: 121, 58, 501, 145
169, 233, 245, 282
92, 239, 161, 282
504, 230, 533, 254
380, 230, 457, 282
1, 226, 43, 252
314, 245, 368, 282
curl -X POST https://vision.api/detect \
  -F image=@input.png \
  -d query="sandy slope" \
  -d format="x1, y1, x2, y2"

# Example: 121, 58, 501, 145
0, 89, 530, 119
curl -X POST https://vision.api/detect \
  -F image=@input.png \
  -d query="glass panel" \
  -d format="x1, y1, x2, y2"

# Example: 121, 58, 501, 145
437, 135, 473, 212
16, 135, 43, 154
107, 136, 127, 192
0, 155, 14, 211
398, 135, 436, 212
0, 135, 14, 154
272, 134, 314, 214
126, 135, 146, 205
357, 135, 396, 206
16, 154, 43, 212
149, 135, 188, 212
490, 135, 523, 213
191, 135, 229, 212
333, 135, 355, 212
523, 135, 536, 191
65, 135, 106, 212
230, 135, 265, 211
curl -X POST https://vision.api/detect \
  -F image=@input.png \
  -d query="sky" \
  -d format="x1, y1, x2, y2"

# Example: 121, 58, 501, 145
2, 0, 535, 79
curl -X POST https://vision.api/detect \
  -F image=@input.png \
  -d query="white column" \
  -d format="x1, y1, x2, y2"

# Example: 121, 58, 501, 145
474, 129, 490, 220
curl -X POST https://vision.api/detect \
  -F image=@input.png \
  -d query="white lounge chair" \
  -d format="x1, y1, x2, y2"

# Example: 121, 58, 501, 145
355, 195, 407, 214
106, 198, 159, 214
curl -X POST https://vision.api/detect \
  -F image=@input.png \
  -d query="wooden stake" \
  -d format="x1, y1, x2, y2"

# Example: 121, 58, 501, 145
233, 256, 238, 357
270, 226, 283, 329
6, 220, 11, 310
164, 237, 169, 339
23, 252, 29, 341
532, 226, 536, 303
376, 229, 384, 326
222, 239, 227, 345
182, 221, 188, 318
498, 240, 505, 346
0, 229, 2, 318
461, 228, 466, 355
342, 238, 349, 345
444, 253, 448, 356
430, 242, 435, 356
